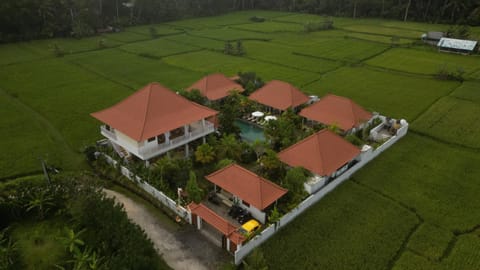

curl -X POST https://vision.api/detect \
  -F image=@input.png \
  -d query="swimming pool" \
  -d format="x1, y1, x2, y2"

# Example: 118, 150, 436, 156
235, 119, 265, 142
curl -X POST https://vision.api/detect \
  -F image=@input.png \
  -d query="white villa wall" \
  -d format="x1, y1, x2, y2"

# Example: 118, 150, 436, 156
234, 121, 409, 265
103, 154, 190, 223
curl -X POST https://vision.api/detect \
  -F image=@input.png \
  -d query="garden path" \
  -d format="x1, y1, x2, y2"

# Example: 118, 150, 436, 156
104, 189, 230, 270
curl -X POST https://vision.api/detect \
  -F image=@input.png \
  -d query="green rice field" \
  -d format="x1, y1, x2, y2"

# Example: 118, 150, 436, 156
1, 10, 480, 270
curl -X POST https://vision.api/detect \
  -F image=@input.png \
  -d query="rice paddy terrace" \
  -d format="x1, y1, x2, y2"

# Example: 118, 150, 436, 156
1, 10, 479, 269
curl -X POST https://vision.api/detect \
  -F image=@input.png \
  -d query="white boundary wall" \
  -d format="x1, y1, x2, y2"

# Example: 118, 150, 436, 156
234, 123, 409, 264
103, 154, 191, 223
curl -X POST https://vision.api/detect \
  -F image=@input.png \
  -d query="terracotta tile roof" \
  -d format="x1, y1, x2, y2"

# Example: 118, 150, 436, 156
91, 82, 218, 141
188, 203, 246, 244
248, 80, 309, 110
206, 164, 287, 210
278, 129, 360, 177
299, 94, 372, 131
187, 73, 244, 101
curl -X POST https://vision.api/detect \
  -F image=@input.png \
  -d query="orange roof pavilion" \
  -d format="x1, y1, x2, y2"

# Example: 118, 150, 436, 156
187, 73, 244, 101
206, 164, 288, 210
91, 82, 218, 141
278, 129, 360, 177
300, 94, 372, 131
248, 80, 309, 111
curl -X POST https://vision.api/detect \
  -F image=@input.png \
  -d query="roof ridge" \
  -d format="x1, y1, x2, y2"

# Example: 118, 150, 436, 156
139, 83, 154, 140
315, 131, 327, 174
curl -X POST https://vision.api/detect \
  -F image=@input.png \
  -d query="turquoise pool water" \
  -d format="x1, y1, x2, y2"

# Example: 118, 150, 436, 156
235, 120, 265, 142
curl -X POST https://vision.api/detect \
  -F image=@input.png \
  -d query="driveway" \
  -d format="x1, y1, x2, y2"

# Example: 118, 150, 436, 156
104, 189, 231, 270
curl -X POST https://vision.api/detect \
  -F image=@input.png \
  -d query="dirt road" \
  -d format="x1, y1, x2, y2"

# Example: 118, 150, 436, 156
104, 189, 230, 270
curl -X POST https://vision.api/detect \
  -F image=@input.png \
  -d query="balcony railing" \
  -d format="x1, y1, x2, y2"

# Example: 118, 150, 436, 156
138, 121, 215, 159
101, 126, 117, 140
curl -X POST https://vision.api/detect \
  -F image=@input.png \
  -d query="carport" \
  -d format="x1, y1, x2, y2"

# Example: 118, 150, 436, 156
188, 202, 245, 253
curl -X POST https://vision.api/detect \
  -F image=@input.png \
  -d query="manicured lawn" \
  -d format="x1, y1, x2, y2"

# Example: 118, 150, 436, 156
68, 49, 202, 89
366, 48, 480, 75
304, 67, 458, 120
11, 219, 68, 270
119, 38, 200, 58
410, 96, 480, 148
163, 50, 321, 86
261, 181, 418, 270
353, 134, 480, 231
243, 40, 342, 73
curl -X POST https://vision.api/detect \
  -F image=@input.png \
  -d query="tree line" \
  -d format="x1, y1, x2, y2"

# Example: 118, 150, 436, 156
1, 0, 479, 42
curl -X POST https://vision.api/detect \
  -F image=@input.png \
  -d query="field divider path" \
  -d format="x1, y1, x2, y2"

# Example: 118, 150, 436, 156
0, 87, 78, 163
350, 178, 424, 270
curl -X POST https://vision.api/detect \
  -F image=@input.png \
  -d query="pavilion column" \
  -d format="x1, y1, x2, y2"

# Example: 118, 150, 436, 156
202, 118, 206, 128
165, 131, 170, 144
145, 160, 150, 167
226, 238, 231, 252
185, 144, 189, 157
197, 216, 202, 229
184, 125, 188, 137
202, 136, 206, 144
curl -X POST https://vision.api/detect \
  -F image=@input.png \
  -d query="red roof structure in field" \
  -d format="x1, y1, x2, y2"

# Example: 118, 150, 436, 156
206, 164, 288, 210
299, 94, 372, 131
278, 129, 360, 176
187, 73, 244, 101
248, 80, 309, 110
91, 82, 218, 141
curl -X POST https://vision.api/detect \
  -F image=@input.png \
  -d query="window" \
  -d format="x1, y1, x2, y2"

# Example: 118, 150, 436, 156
242, 201, 250, 207
105, 125, 111, 131
147, 137, 155, 142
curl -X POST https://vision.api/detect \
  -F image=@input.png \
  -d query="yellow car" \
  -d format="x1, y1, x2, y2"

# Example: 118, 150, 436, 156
238, 219, 260, 236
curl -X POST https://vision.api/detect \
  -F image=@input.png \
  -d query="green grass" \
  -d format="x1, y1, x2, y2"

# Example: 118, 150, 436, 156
11, 218, 68, 270
169, 10, 292, 30
165, 33, 225, 50
22, 36, 124, 55
294, 37, 388, 62
126, 24, 183, 36
410, 96, 480, 148
366, 48, 480, 75
261, 181, 418, 270
163, 50, 321, 86
273, 13, 331, 24
243, 40, 342, 73
102, 31, 150, 43
450, 81, 480, 104
0, 90, 77, 179
0, 58, 132, 155
354, 134, 480, 231
0, 43, 44, 66
68, 49, 202, 89
304, 67, 458, 120
346, 32, 413, 44
189, 27, 271, 41
232, 21, 304, 33
339, 24, 423, 39
407, 223, 453, 260
119, 38, 200, 58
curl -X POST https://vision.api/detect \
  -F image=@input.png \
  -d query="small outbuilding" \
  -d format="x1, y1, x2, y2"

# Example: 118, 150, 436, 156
437, 37, 478, 54
421, 31, 444, 45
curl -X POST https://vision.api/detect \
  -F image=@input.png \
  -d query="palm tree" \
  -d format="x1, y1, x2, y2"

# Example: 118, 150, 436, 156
195, 143, 215, 165
26, 189, 55, 220
216, 134, 242, 161
58, 228, 86, 254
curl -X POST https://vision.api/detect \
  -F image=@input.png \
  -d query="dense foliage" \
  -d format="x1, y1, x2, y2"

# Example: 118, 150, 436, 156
0, 174, 170, 270
2, 0, 480, 42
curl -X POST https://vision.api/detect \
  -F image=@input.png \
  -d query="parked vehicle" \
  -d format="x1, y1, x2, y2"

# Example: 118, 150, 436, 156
238, 219, 260, 236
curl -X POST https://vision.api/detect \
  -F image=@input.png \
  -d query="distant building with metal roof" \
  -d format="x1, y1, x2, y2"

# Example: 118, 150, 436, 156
437, 37, 478, 54
421, 31, 444, 45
